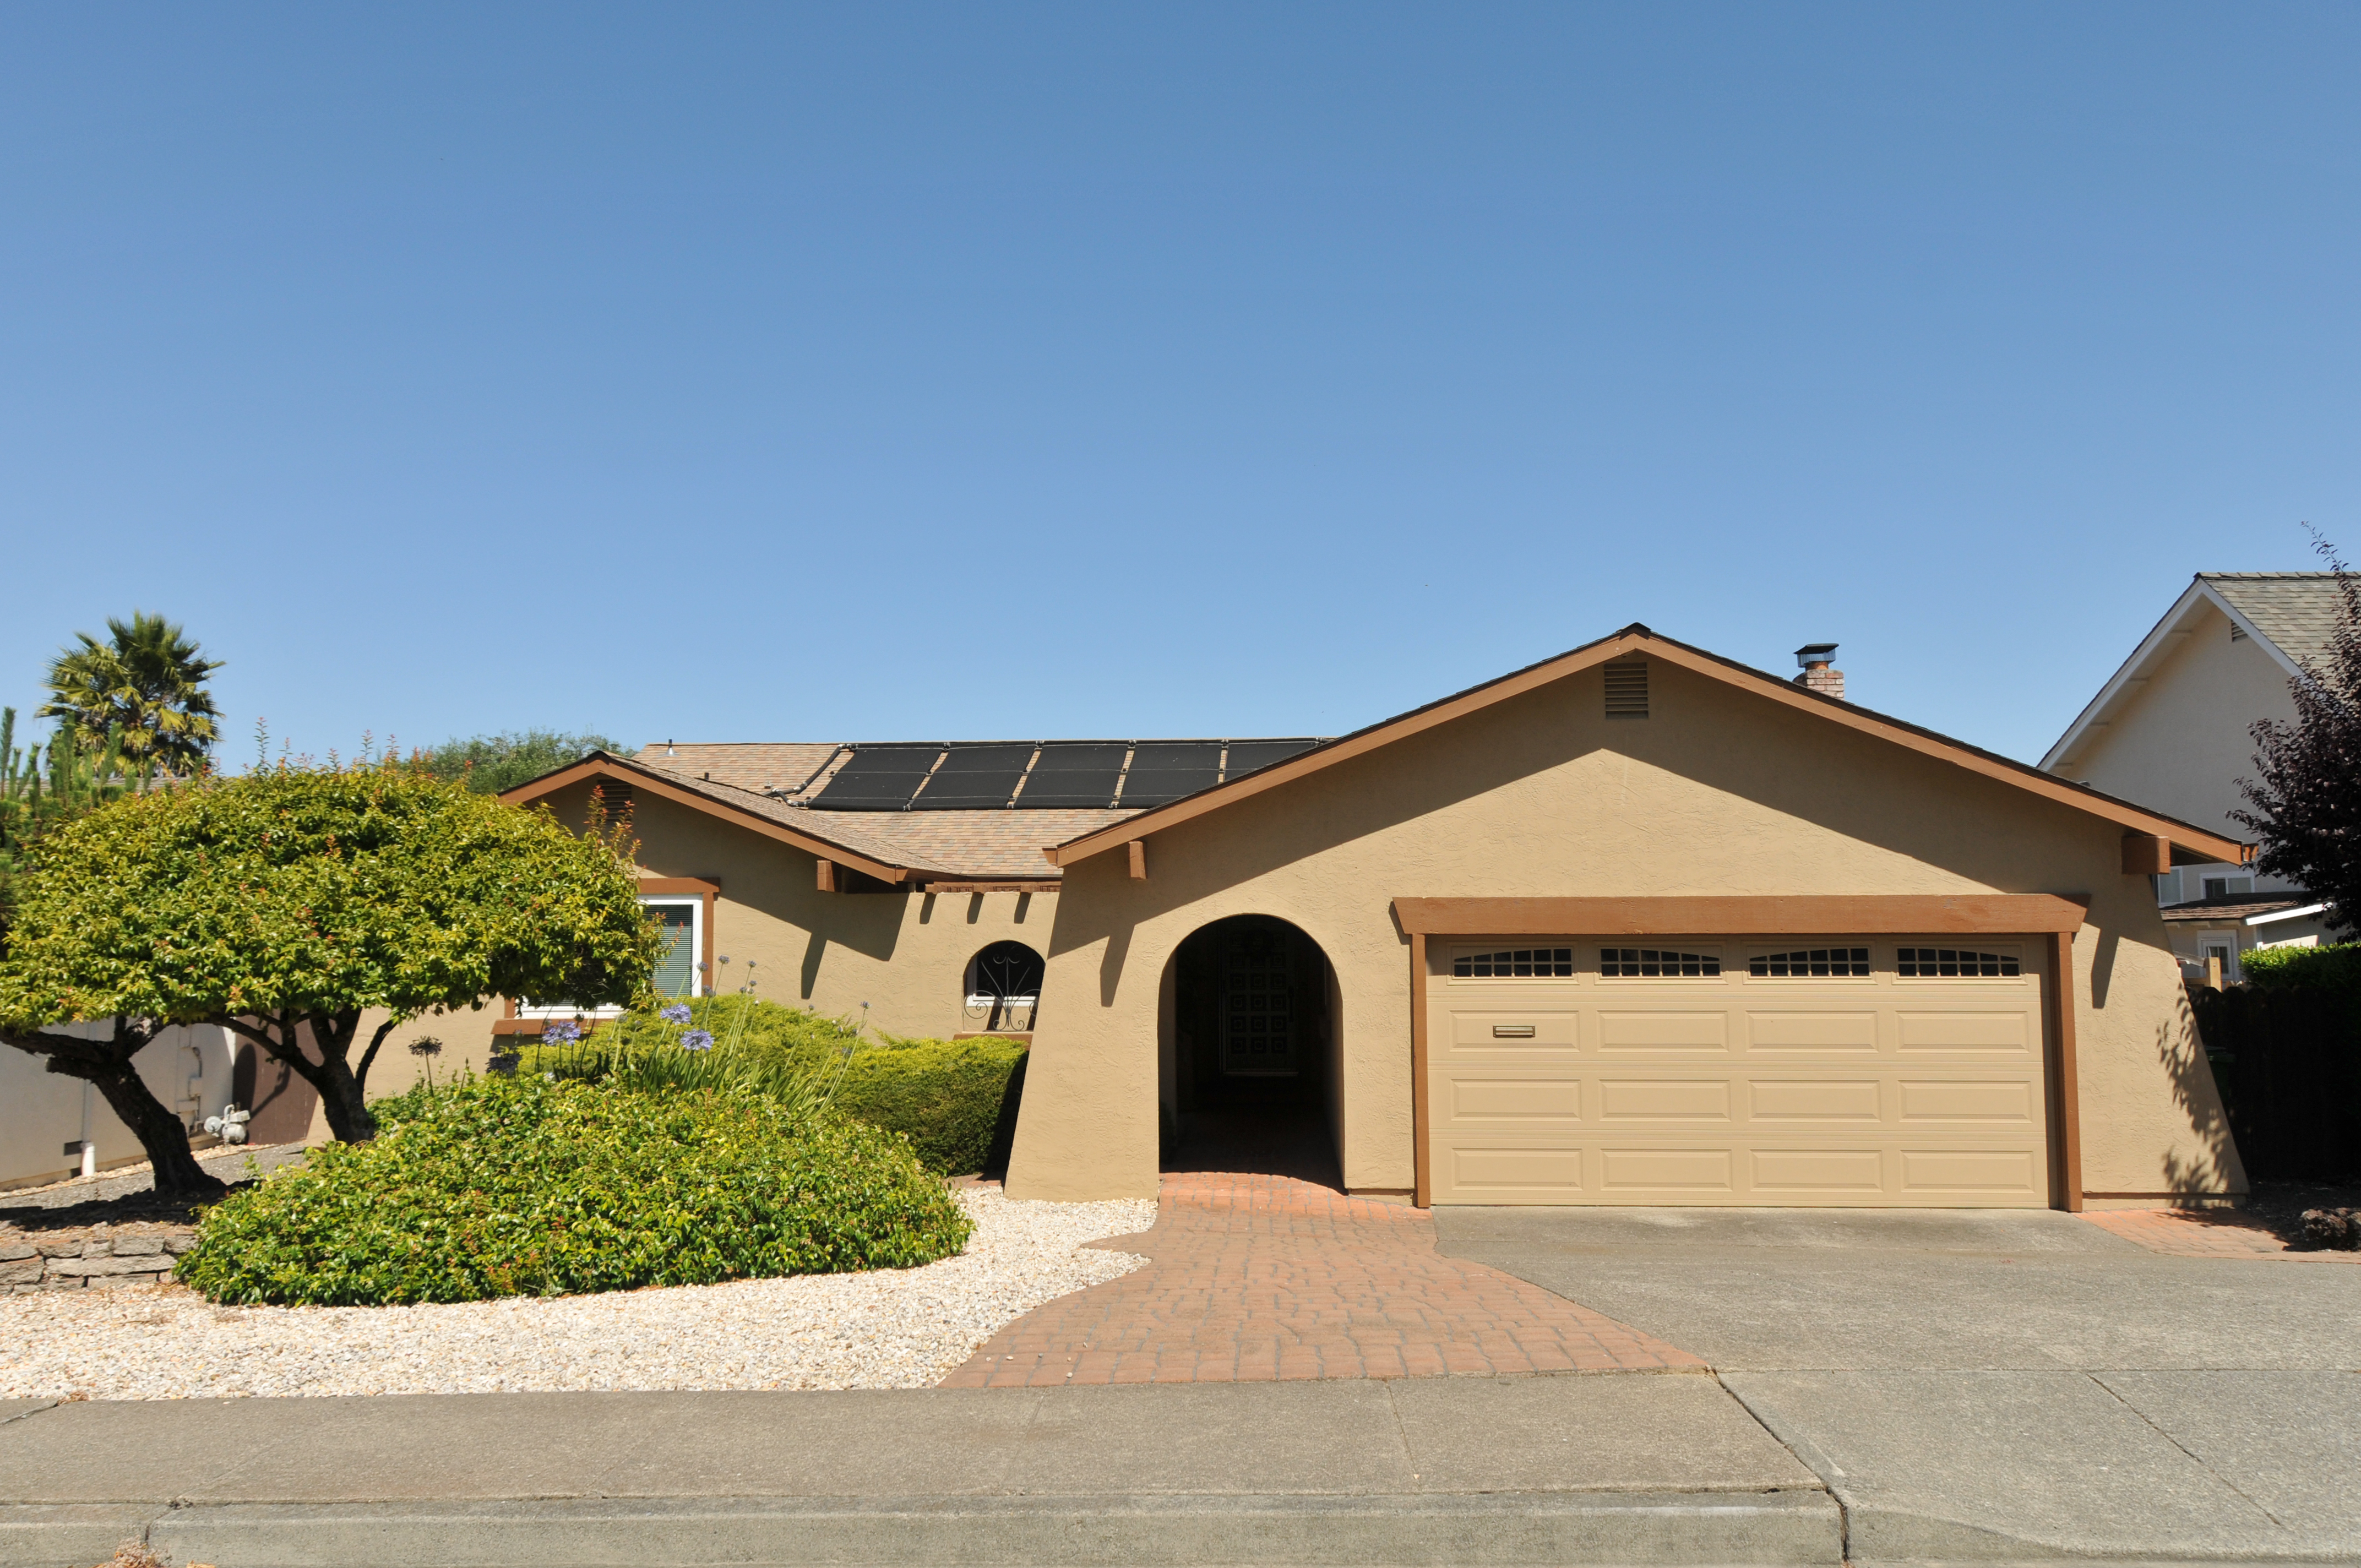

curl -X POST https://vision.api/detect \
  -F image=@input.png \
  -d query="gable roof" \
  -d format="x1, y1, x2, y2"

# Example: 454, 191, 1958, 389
2040, 573, 2348, 776
1044, 623, 2250, 869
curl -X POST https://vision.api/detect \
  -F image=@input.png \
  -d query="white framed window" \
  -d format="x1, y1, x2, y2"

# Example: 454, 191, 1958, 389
520, 895, 703, 1017
2200, 875, 2254, 902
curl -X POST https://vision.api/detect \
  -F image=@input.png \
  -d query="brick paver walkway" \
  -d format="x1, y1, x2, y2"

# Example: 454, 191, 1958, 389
940, 1172, 1704, 1387
2083, 1206, 2360, 1261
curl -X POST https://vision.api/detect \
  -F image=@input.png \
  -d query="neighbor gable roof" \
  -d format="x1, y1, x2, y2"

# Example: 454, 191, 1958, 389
1044, 624, 2251, 869
2041, 573, 2348, 776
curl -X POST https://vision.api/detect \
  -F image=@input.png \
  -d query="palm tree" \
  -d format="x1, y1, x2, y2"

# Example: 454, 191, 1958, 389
39, 612, 226, 774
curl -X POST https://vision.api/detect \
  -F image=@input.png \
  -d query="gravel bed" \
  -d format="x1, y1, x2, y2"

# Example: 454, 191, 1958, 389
0, 1188, 1156, 1398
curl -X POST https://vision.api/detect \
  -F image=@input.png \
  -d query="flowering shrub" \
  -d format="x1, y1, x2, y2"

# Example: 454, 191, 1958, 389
175, 1075, 971, 1305
679, 1028, 715, 1052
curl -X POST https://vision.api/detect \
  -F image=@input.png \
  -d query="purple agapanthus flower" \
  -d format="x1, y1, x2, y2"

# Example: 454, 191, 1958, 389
679, 1029, 715, 1052
541, 1019, 583, 1045
659, 1003, 693, 1025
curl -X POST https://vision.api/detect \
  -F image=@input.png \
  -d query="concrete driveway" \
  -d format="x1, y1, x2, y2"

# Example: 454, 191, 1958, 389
1433, 1206, 2361, 1564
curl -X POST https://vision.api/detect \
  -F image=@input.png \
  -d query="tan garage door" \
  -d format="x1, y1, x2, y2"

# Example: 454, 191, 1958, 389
1426, 937, 2052, 1206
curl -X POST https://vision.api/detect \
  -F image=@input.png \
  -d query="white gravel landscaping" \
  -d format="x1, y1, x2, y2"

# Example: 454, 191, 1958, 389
0, 1188, 1156, 1399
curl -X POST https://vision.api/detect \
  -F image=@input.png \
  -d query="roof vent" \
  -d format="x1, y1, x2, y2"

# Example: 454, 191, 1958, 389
1604, 660, 1649, 718
1793, 643, 1845, 700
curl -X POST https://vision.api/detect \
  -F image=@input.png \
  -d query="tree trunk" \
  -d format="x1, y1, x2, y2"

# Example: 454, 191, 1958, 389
0, 1022, 226, 1200
88, 1059, 226, 1197
236, 1011, 379, 1141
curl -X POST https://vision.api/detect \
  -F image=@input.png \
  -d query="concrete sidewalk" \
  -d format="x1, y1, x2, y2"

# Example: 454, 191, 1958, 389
0, 1376, 1834, 1567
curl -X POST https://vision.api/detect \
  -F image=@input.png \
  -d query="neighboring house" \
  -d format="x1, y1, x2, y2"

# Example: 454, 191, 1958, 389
0, 1024, 240, 1190
498, 623, 2249, 1215
2041, 573, 2344, 982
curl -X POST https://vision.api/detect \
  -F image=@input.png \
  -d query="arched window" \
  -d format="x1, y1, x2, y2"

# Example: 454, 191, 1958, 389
966, 941, 1045, 1032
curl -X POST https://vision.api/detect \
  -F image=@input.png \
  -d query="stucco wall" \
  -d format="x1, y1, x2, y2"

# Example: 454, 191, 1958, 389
1005, 655, 2242, 1206
532, 784, 1052, 1041
2065, 598, 2296, 844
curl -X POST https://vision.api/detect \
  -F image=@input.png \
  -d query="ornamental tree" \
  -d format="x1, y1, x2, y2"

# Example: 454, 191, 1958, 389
0, 764, 660, 1192
2234, 533, 2361, 935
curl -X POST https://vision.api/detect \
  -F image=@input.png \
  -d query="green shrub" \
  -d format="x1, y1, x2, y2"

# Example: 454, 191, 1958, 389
522, 996, 1025, 1175
175, 1075, 971, 1305
835, 1034, 1027, 1175
2241, 942, 2361, 994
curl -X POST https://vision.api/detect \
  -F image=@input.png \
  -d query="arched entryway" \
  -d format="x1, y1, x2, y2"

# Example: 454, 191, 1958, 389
1159, 914, 1340, 1186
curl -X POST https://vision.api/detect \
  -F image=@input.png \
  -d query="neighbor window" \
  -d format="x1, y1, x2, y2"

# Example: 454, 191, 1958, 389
1454, 948, 1575, 978
1749, 948, 1870, 977
1601, 948, 1720, 977
1896, 948, 2019, 978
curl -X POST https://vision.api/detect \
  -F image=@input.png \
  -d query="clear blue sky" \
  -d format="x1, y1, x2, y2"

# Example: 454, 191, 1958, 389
3, 4, 2354, 769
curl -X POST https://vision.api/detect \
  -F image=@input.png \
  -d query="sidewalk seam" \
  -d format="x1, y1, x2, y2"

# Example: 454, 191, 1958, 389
2086, 1371, 2288, 1531
0, 1401, 58, 1428
1711, 1370, 1850, 1565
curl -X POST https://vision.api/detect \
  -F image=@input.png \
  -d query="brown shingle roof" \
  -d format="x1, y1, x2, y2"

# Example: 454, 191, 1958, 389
607, 748, 1137, 879
2201, 573, 2353, 666
2158, 896, 2313, 923
635, 743, 842, 797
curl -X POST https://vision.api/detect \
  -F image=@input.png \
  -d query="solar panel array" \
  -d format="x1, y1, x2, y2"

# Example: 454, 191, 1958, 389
802, 738, 1324, 812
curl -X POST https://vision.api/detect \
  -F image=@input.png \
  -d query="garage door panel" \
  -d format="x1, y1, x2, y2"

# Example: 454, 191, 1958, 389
1896, 1011, 2030, 1052
1898, 1148, 2042, 1196
1446, 1077, 1584, 1123
1449, 1144, 1587, 1199
1598, 1079, 1732, 1121
1600, 1147, 1735, 1194
1897, 1078, 2037, 1125
1750, 1148, 1886, 1194
1747, 1077, 1884, 1123
1447, 1011, 1579, 1048
1597, 1011, 1729, 1051
1746, 1011, 1880, 1051
1428, 934, 2049, 1207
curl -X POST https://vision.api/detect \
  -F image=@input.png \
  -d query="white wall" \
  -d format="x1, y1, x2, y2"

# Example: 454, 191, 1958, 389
0, 1022, 240, 1189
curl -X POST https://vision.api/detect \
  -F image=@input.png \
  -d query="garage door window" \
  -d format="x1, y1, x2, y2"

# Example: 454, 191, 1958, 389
1452, 947, 1575, 978
1600, 948, 1720, 977
1896, 947, 2020, 977
1748, 947, 1870, 978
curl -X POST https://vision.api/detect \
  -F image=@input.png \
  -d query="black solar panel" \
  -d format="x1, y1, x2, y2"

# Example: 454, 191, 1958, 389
1017, 742, 1130, 808
1116, 742, 1224, 806
910, 743, 1037, 811
1221, 738, 1321, 778
806, 744, 944, 810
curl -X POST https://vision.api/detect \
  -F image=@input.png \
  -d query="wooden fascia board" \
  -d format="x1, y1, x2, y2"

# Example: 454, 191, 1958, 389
1044, 634, 1651, 866
502, 757, 915, 884
1046, 627, 2248, 868
1392, 894, 2093, 937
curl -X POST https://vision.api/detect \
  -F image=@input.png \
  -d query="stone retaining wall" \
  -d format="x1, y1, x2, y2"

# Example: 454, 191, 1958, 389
1, 1221, 197, 1292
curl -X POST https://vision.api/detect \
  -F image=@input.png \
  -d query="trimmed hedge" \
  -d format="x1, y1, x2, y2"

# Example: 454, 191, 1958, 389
2241, 941, 2361, 994
522, 997, 1027, 1175
175, 1075, 971, 1305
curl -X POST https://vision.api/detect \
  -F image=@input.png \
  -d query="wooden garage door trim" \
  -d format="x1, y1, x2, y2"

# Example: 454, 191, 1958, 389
1396, 897, 2090, 1211
1394, 894, 2089, 937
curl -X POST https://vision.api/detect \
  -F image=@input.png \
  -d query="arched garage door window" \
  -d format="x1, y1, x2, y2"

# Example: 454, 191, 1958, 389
966, 941, 1044, 1033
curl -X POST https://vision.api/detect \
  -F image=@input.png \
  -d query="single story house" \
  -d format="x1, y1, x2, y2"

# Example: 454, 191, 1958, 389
501, 624, 2250, 1213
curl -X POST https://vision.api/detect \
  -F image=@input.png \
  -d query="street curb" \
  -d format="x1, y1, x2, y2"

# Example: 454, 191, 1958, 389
3, 1490, 1843, 1568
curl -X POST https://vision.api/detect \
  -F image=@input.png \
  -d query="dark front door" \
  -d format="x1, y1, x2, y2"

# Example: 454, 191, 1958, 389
1219, 928, 1297, 1077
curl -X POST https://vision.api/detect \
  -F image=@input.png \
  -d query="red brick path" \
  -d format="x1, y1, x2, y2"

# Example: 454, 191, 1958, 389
2083, 1206, 2360, 1261
939, 1172, 1704, 1388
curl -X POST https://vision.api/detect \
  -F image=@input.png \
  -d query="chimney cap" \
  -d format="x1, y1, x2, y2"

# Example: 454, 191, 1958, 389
1794, 642, 1838, 668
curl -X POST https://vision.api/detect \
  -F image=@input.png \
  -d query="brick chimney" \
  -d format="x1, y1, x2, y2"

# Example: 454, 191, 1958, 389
1793, 643, 1844, 700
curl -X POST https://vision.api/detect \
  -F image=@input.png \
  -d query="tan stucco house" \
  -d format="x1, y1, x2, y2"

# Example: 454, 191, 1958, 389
498, 625, 2251, 1213
2042, 573, 2346, 981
